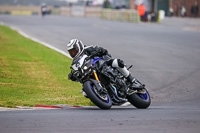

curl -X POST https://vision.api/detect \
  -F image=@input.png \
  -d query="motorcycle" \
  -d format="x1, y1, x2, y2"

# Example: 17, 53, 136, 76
70, 52, 151, 109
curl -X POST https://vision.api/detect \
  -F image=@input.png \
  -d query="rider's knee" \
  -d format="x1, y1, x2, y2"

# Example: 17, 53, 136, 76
117, 59, 125, 68
107, 59, 125, 68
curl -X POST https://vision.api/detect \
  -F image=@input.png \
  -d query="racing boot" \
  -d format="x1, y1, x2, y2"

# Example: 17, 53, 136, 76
80, 89, 88, 98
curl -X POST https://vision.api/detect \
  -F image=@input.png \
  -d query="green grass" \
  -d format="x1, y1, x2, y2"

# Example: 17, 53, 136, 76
0, 25, 92, 108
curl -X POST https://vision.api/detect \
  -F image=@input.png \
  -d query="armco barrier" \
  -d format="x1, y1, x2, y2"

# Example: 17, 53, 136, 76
101, 9, 140, 23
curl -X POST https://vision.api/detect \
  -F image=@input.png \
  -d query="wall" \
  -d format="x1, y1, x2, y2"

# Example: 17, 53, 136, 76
101, 9, 140, 22
0, 5, 40, 15
0, 5, 102, 17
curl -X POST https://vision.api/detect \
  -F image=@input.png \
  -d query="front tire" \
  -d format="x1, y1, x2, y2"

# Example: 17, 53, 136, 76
83, 80, 112, 109
127, 88, 151, 109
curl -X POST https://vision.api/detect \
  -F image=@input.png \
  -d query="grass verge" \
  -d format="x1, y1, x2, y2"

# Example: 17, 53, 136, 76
0, 25, 92, 108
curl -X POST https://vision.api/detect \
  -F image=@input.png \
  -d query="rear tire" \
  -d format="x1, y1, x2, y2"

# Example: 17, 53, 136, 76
83, 80, 112, 109
127, 89, 151, 109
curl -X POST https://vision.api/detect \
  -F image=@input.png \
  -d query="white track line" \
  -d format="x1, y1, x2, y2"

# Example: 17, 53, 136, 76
0, 21, 72, 59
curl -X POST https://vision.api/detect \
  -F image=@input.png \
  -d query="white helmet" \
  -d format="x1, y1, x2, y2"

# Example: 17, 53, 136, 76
67, 39, 84, 58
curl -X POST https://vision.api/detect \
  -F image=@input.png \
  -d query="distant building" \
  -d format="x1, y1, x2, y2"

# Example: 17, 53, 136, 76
169, 0, 200, 17
129, 0, 200, 17
111, 0, 130, 9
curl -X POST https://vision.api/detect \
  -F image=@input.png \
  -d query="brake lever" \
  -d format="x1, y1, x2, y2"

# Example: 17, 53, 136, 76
127, 65, 133, 70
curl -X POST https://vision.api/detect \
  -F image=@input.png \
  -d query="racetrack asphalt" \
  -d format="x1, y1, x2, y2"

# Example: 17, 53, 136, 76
0, 15, 200, 133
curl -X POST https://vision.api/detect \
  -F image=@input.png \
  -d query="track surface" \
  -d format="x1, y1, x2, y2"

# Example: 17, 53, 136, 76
0, 105, 200, 133
0, 15, 200, 132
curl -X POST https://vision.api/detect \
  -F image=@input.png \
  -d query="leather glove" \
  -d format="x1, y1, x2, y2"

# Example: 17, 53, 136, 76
68, 72, 76, 81
68, 73, 73, 80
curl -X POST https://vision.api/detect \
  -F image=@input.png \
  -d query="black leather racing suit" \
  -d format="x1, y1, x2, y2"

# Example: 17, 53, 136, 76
83, 45, 111, 58
68, 45, 130, 81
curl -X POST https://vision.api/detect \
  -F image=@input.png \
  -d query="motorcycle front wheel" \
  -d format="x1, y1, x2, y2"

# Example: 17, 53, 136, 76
83, 80, 112, 109
127, 88, 151, 109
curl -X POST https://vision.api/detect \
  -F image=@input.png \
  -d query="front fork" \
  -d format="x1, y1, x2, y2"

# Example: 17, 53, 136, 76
91, 64, 107, 92
91, 64, 100, 82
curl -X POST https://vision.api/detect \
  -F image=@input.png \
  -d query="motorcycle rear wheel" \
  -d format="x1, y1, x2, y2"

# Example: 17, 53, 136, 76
83, 80, 112, 109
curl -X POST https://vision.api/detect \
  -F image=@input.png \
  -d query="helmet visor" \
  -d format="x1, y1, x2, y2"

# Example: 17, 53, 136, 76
68, 48, 78, 58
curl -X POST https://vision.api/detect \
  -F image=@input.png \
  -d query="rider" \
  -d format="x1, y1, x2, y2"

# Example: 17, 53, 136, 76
67, 39, 139, 91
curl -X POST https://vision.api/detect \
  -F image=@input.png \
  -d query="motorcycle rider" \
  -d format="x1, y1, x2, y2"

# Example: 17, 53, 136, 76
67, 39, 141, 91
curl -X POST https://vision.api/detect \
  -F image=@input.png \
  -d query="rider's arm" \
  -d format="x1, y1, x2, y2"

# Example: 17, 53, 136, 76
68, 72, 77, 81
84, 45, 111, 57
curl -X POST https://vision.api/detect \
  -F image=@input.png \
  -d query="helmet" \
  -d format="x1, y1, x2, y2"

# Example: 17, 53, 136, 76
67, 39, 84, 58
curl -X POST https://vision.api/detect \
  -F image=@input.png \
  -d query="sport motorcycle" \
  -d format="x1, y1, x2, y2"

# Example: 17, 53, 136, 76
70, 52, 151, 109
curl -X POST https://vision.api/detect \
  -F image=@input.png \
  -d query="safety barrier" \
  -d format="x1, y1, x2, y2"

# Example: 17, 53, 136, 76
0, 5, 40, 15
11, 10, 33, 15
0, 6, 140, 23
101, 9, 140, 23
